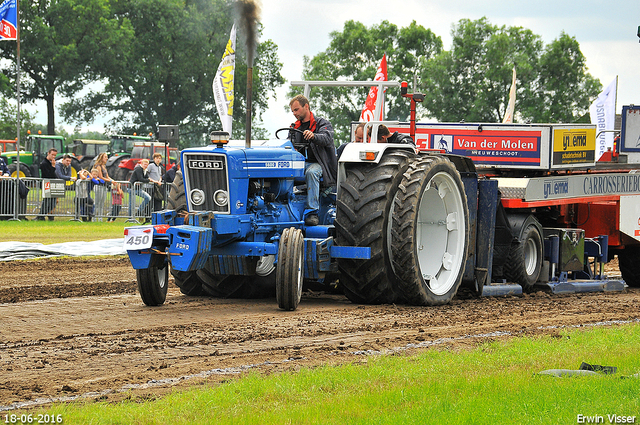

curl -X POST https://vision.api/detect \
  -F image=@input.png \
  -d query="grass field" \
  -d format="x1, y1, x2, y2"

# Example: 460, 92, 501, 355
32, 323, 640, 424
0, 220, 130, 244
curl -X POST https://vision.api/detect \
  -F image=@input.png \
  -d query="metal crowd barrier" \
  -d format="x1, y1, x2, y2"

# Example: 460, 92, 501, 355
0, 177, 170, 223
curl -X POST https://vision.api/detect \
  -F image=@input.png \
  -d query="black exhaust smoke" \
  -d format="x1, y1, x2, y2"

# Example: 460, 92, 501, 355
235, 0, 261, 148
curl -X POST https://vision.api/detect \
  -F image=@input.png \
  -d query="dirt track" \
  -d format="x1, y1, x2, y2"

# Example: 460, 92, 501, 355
0, 256, 638, 410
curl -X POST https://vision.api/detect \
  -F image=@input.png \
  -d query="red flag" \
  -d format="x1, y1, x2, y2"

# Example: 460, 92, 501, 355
360, 54, 387, 122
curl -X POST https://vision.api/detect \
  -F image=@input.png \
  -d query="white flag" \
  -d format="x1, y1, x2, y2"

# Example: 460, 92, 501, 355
590, 77, 618, 160
502, 66, 516, 123
213, 25, 236, 135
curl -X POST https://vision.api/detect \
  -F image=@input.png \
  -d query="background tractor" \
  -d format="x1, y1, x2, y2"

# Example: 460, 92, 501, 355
1, 134, 81, 178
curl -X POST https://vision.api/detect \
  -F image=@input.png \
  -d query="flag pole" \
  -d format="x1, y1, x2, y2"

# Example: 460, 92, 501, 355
10, 0, 20, 221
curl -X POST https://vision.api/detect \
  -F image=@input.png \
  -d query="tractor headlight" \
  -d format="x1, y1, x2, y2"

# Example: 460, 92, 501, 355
214, 190, 229, 207
190, 189, 205, 206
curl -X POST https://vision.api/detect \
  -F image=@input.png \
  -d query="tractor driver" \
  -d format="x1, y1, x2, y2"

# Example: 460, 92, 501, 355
289, 94, 337, 226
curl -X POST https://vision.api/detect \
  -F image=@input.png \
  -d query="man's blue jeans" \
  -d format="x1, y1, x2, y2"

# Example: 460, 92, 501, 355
129, 184, 152, 216
305, 162, 322, 211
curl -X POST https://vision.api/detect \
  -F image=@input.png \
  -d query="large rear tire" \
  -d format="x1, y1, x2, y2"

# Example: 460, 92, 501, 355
504, 217, 543, 291
335, 150, 415, 304
276, 227, 304, 311
391, 155, 469, 305
8, 163, 30, 178
618, 246, 640, 287
171, 268, 204, 296
167, 170, 187, 212
137, 263, 169, 306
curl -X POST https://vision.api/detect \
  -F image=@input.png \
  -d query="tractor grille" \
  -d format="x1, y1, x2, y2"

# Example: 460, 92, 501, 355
183, 153, 230, 213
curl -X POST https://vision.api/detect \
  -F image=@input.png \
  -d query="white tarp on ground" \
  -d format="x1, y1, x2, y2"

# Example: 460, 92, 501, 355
0, 239, 126, 261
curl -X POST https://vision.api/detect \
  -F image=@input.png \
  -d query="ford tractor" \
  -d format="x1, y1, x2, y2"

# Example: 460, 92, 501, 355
124, 128, 388, 310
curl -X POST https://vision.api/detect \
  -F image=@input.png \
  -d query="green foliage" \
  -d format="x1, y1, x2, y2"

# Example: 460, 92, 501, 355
301, 18, 602, 133
422, 18, 601, 124
0, 0, 133, 135
0, 96, 36, 139
61, 0, 284, 147
291, 20, 442, 144
36, 323, 640, 424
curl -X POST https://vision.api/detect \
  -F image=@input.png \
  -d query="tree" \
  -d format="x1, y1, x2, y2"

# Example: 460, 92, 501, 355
533, 32, 602, 123
292, 20, 442, 144
61, 0, 284, 147
422, 18, 601, 124
0, 97, 35, 139
0, 0, 133, 135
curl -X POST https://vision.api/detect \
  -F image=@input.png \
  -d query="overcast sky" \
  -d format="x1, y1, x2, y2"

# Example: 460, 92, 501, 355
32, 0, 640, 137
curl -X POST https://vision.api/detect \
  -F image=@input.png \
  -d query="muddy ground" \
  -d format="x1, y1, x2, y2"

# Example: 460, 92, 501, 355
0, 256, 638, 410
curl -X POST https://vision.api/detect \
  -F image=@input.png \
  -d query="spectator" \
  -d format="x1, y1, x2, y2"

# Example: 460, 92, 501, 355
108, 181, 123, 222
337, 122, 366, 159
369, 124, 414, 145
147, 152, 165, 212
129, 158, 158, 224
75, 169, 94, 222
55, 154, 77, 182
288, 94, 337, 226
37, 148, 58, 221
164, 162, 180, 184
92, 153, 112, 221
0, 157, 9, 176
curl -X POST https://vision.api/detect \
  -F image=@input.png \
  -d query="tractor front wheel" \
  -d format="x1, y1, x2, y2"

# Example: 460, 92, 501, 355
137, 263, 169, 306
276, 227, 304, 311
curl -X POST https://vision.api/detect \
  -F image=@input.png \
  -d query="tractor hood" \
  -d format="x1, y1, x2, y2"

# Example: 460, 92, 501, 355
181, 138, 305, 181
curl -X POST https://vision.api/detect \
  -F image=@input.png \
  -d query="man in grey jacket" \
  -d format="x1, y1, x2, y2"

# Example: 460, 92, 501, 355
289, 94, 337, 226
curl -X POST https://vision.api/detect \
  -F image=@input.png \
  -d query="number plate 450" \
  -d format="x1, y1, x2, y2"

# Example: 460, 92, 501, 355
124, 226, 154, 250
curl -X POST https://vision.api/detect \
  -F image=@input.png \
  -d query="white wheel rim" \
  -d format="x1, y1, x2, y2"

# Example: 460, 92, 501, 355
295, 248, 303, 297
416, 171, 466, 296
157, 267, 166, 289
524, 238, 538, 276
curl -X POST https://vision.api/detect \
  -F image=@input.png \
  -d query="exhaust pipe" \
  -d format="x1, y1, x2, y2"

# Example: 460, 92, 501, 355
237, 0, 260, 149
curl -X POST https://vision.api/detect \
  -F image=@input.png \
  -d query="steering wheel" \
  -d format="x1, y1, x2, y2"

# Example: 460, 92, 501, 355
275, 127, 309, 149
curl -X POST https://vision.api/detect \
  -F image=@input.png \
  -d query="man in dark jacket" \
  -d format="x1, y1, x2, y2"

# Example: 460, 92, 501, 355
289, 94, 337, 226
37, 148, 58, 220
164, 162, 180, 184
370, 124, 415, 145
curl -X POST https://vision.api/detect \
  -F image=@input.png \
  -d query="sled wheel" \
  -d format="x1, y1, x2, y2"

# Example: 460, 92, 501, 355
392, 155, 469, 305
276, 227, 304, 311
137, 263, 169, 306
504, 217, 543, 291
618, 246, 640, 287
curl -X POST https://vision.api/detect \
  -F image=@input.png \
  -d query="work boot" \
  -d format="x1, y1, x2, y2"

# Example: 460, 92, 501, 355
305, 213, 319, 226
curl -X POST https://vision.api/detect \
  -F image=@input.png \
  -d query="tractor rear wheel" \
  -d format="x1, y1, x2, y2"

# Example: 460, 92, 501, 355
391, 155, 469, 305
167, 170, 187, 212
8, 163, 30, 178
618, 246, 640, 287
335, 149, 415, 304
137, 263, 169, 306
504, 217, 543, 291
276, 227, 304, 311
171, 268, 204, 296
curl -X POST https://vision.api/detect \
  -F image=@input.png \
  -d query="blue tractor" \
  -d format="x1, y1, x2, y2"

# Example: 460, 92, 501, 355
125, 81, 475, 311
